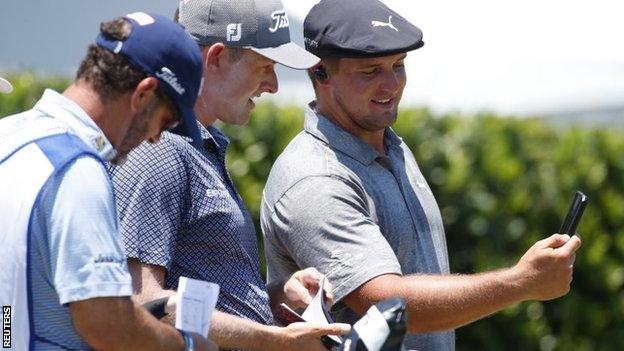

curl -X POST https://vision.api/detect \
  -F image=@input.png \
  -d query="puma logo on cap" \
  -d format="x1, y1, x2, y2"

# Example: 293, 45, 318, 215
371, 15, 398, 32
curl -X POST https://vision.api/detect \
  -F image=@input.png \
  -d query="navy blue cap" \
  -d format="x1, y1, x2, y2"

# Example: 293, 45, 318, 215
304, 0, 424, 58
96, 12, 204, 148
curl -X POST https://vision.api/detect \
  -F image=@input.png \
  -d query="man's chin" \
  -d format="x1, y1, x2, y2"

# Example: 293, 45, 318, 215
370, 111, 399, 129
221, 111, 252, 125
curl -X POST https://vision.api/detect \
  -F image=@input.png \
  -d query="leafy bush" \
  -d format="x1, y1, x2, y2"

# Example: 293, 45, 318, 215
3, 74, 623, 350
0, 72, 69, 118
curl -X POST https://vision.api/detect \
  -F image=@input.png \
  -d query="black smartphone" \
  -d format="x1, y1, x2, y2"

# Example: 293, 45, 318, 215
559, 191, 589, 235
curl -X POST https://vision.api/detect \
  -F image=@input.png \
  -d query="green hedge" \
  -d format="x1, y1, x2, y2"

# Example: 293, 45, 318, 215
3, 74, 623, 350
0, 73, 69, 117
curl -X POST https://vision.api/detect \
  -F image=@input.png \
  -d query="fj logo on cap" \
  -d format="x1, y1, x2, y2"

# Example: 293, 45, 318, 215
227, 23, 242, 42
156, 67, 186, 95
371, 16, 398, 32
269, 10, 289, 33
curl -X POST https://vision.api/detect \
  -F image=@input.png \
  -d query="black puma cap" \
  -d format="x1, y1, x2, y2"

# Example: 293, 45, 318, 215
303, 0, 424, 58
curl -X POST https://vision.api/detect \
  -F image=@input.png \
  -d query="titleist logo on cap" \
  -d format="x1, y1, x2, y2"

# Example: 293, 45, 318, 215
269, 10, 289, 32
156, 67, 186, 95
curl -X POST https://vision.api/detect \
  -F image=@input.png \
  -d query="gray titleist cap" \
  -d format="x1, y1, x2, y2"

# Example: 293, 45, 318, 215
178, 0, 319, 69
0, 77, 13, 94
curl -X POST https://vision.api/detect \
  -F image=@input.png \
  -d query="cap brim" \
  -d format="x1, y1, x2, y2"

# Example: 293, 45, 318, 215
251, 42, 320, 70
171, 104, 203, 149
0, 77, 13, 94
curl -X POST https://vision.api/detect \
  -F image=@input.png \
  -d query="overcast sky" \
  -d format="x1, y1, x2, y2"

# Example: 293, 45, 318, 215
1, 0, 623, 116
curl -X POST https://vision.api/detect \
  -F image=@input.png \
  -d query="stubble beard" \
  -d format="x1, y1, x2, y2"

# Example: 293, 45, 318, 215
110, 100, 158, 165
335, 93, 398, 133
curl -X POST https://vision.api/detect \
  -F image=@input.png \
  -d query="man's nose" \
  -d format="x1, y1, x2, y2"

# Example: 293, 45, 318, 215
262, 67, 279, 94
380, 70, 401, 94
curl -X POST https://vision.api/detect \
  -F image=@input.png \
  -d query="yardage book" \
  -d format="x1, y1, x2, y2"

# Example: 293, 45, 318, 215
274, 278, 342, 346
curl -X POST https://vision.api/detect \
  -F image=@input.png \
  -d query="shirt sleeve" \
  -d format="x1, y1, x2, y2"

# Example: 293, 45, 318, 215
39, 156, 132, 305
263, 175, 402, 303
110, 138, 188, 271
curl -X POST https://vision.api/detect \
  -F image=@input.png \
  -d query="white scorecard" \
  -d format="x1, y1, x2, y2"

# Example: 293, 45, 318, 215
301, 278, 342, 345
175, 277, 220, 335
301, 277, 328, 323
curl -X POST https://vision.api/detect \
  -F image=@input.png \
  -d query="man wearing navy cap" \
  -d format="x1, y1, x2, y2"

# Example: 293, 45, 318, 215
111, 0, 349, 350
0, 13, 215, 350
261, 0, 581, 350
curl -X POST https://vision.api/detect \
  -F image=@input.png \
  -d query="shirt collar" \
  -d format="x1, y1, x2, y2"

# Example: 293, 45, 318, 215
196, 120, 229, 150
32, 89, 117, 161
167, 120, 229, 153
303, 102, 403, 165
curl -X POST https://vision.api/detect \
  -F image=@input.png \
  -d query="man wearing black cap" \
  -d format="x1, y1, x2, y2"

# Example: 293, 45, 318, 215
261, 0, 581, 350
0, 13, 214, 350
111, 0, 349, 350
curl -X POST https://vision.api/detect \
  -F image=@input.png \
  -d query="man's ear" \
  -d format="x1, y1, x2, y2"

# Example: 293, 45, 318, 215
204, 43, 226, 72
130, 77, 159, 113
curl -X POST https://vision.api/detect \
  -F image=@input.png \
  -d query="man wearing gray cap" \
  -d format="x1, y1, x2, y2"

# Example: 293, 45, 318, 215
261, 0, 581, 350
111, 0, 349, 350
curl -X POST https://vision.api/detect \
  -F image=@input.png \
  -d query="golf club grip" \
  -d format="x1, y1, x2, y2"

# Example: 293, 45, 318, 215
143, 296, 169, 319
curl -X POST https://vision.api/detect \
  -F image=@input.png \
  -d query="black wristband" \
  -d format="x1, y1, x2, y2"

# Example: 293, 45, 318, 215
142, 296, 170, 319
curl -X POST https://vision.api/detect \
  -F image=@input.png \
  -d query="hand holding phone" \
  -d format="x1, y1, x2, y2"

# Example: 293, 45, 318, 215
559, 191, 589, 236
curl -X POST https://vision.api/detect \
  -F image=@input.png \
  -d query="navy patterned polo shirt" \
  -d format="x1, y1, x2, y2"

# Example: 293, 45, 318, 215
110, 123, 272, 324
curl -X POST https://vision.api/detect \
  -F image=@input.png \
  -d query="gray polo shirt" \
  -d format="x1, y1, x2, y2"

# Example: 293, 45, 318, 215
261, 103, 454, 350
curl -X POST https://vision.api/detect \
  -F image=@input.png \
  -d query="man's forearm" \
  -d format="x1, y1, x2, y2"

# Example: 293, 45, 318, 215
209, 311, 284, 350
404, 234, 580, 331
71, 297, 186, 351
346, 268, 527, 333
403, 268, 526, 332
127, 260, 285, 349
141, 296, 282, 350
123, 300, 188, 351
164, 307, 285, 350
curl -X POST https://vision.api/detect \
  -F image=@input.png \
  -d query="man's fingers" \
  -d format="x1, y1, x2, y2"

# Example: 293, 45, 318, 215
323, 290, 334, 307
556, 235, 582, 256
299, 268, 324, 286
289, 268, 336, 307
541, 234, 570, 248
302, 267, 323, 278
290, 283, 314, 304
322, 279, 334, 304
